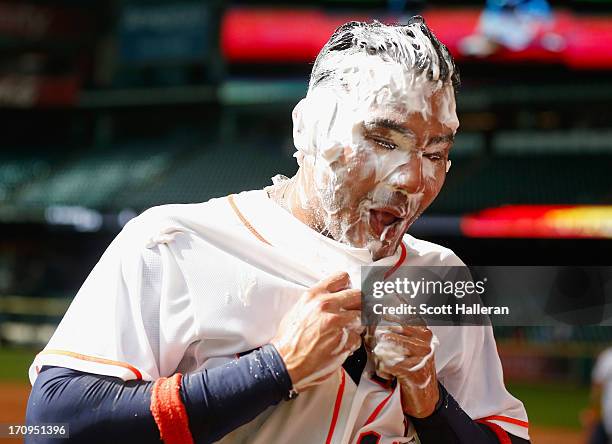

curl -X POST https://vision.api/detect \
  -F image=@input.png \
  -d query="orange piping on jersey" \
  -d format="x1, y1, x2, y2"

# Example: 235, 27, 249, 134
384, 242, 407, 280
228, 194, 272, 245
476, 420, 512, 444
364, 388, 395, 426
479, 415, 529, 429
325, 369, 347, 444
38, 349, 143, 380
150, 373, 194, 444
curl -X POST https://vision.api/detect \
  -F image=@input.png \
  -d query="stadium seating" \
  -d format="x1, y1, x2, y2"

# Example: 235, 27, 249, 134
13, 143, 179, 209
432, 154, 612, 213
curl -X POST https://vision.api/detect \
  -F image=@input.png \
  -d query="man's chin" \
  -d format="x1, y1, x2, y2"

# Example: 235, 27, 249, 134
336, 217, 407, 261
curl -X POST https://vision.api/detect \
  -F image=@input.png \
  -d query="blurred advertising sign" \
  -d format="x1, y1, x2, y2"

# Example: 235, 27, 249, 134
0, 1, 93, 40
222, 8, 612, 69
119, 2, 210, 64
0, 53, 80, 107
0, 74, 79, 107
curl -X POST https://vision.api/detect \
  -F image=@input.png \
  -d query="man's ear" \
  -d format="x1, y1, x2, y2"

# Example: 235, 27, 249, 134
446, 159, 451, 173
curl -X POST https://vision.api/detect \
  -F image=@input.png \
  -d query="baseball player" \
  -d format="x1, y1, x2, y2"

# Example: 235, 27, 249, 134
26, 17, 529, 444
585, 347, 612, 444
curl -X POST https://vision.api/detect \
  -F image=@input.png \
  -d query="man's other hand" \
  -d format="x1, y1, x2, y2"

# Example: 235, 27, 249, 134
367, 324, 440, 418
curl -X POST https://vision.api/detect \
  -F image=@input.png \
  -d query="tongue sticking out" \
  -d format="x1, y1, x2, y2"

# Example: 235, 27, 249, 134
370, 209, 400, 237
375, 211, 397, 226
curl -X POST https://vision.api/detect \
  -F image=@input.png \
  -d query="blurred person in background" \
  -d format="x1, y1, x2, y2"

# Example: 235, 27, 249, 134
584, 347, 612, 444
459, 0, 565, 57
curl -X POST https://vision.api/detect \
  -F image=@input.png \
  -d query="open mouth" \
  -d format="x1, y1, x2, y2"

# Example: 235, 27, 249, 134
369, 209, 403, 240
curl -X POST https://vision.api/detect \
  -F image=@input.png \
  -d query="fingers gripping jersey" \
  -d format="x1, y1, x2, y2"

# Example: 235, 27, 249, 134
30, 190, 529, 443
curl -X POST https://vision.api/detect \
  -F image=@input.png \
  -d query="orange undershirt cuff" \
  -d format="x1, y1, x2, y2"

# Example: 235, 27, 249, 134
150, 373, 194, 444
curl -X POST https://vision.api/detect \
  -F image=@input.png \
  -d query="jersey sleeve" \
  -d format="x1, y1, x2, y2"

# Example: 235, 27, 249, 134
432, 325, 529, 440
431, 250, 530, 441
29, 208, 199, 384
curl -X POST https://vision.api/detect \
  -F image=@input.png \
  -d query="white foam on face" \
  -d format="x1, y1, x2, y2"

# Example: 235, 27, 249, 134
291, 22, 458, 258
374, 148, 416, 184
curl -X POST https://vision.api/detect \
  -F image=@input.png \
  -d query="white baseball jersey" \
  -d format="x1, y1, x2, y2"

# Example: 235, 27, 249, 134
593, 348, 612, 435
29, 189, 529, 443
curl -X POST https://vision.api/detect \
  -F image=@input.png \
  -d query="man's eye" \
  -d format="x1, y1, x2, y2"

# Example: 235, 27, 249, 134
424, 152, 444, 161
372, 138, 398, 150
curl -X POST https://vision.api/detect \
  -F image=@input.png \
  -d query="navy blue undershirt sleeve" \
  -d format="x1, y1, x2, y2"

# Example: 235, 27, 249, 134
27, 349, 529, 444
181, 344, 292, 442
26, 345, 292, 444
26, 367, 160, 444
409, 383, 530, 444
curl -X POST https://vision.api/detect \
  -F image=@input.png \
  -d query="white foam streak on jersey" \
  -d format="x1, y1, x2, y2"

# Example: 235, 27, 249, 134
29, 190, 528, 442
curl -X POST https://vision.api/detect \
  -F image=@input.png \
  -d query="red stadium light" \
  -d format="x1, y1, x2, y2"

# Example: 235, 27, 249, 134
461, 205, 612, 239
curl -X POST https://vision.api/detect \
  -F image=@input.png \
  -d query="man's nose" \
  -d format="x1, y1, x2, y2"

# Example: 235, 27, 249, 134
392, 155, 424, 194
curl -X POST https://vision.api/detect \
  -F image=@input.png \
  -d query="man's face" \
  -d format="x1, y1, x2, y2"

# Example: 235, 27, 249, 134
296, 78, 458, 260
319, 87, 456, 260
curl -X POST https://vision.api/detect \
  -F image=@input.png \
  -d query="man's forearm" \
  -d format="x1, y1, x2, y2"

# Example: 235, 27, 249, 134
26, 345, 292, 444
182, 344, 292, 442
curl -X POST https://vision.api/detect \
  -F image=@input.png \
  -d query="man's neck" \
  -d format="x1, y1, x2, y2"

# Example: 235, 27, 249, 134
267, 170, 324, 235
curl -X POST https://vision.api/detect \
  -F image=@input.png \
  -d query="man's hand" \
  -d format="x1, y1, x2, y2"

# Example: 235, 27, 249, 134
271, 272, 364, 392
367, 324, 440, 418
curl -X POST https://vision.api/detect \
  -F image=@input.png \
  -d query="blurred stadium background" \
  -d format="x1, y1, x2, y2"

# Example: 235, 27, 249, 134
0, 0, 611, 442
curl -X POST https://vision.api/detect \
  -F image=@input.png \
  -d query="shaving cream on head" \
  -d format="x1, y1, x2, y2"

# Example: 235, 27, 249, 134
291, 19, 459, 255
